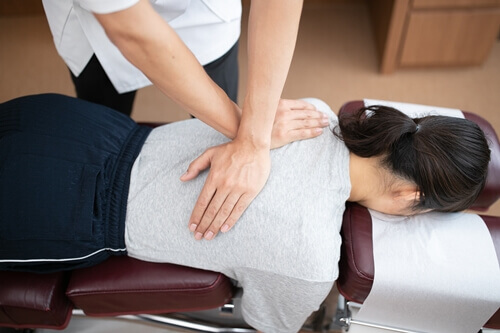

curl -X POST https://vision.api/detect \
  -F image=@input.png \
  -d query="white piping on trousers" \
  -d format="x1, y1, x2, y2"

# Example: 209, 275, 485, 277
0, 247, 126, 262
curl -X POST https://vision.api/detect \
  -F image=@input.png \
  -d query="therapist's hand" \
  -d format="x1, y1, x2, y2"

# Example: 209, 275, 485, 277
180, 98, 328, 240
180, 138, 271, 240
271, 99, 329, 149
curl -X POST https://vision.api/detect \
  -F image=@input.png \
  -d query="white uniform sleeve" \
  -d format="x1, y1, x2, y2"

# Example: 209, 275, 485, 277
77, 0, 139, 14
237, 268, 334, 333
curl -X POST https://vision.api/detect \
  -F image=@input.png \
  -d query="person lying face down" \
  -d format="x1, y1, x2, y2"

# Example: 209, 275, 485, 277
0, 94, 490, 333
340, 104, 490, 216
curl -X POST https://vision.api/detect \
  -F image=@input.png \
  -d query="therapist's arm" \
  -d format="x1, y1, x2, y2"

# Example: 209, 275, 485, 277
94, 0, 242, 138
239, 0, 304, 148
95, 0, 309, 240
95, 0, 322, 146
182, 0, 304, 240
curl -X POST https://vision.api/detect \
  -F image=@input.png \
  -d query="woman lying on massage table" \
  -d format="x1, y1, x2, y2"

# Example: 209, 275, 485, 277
0, 94, 490, 333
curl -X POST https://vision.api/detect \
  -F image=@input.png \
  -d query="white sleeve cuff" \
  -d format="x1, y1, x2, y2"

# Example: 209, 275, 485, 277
77, 0, 139, 14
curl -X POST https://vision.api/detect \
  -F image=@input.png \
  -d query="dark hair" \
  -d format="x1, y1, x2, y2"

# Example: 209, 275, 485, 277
336, 105, 491, 212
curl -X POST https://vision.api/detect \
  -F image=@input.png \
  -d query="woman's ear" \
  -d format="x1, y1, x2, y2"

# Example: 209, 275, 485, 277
394, 188, 433, 214
393, 187, 420, 203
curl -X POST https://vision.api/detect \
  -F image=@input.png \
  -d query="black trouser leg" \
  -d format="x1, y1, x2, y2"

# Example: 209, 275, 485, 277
70, 54, 137, 117
203, 41, 239, 104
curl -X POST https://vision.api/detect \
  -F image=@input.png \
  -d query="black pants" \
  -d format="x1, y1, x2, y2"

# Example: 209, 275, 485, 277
0, 94, 151, 273
70, 42, 239, 116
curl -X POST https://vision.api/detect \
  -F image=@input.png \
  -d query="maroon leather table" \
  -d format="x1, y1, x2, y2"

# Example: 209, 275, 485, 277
1, 101, 498, 330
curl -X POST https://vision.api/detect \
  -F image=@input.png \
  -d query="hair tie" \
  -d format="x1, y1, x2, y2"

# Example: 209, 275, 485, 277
415, 124, 421, 133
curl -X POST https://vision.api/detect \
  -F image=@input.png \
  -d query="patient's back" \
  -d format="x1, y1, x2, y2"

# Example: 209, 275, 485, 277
125, 98, 351, 332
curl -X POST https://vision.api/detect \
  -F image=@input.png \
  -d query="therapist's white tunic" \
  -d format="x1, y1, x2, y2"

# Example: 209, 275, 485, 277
41, 0, 241, 93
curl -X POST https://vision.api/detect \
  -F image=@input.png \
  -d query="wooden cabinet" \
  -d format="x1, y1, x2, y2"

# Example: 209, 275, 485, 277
369, 0, 500, 73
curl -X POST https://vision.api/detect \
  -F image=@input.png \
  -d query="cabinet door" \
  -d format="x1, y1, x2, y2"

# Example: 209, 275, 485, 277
413, 0, 500, 9
400, 9, 500, 67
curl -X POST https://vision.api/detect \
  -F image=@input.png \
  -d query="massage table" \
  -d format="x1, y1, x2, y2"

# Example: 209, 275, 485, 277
1, 100, 499, 332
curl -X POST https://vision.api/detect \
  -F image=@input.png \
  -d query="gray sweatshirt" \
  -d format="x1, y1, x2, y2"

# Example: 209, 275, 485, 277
125, 98, 351, 332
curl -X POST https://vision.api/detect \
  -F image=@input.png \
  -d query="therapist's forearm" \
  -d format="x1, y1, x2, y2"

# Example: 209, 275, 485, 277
94, 0, 241, 138
238, 0, 303, 148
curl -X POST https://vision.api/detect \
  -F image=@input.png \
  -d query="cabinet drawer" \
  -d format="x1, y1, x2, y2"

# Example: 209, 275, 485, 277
413, 0, 500, 9
400, 9, 500, 67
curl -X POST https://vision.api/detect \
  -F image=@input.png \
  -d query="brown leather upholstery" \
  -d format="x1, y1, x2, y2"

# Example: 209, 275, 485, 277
336, 202, 373, 303
66, 256, 234, 316
0, 271, 72, 329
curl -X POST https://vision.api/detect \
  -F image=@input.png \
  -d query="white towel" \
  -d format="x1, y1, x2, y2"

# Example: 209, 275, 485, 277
356, 211, 500, 333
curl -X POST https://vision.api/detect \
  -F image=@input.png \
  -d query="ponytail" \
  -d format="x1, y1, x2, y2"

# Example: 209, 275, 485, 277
335, 105, 490, 212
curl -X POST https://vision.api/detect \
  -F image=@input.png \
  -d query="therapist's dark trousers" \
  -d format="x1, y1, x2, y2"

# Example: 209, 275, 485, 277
70, 42, 239, 116
0, 94, 152, 273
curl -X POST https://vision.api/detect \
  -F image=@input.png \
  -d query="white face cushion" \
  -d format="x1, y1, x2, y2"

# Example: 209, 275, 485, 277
356, 209, 500, 333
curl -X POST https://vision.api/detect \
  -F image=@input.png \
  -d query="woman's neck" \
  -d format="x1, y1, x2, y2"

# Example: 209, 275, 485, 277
348, 153, 382, 203
348, 153, 421, 216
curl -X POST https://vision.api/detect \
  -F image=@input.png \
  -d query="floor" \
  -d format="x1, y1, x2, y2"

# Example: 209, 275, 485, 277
0, 2, 499, 332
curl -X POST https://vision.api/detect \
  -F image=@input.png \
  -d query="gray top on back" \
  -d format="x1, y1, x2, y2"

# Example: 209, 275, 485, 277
125, 98, 351, 332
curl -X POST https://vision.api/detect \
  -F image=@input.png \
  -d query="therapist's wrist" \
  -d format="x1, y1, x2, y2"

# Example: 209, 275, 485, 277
237, 103, 275, 150
234, 129, 271, 151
